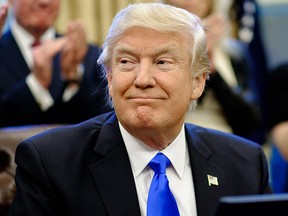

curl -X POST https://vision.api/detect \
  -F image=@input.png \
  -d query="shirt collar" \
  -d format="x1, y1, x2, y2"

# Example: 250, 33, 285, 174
11, 19, 55, 48
10, 20, 55, 68
119, 122, 187, 179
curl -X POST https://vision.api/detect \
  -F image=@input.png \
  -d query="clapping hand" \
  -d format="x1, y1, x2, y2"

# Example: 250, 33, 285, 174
32, 37, 68, 88
0, 2, 9, 38
60, 21, 88, 82
31, 21, 88, 89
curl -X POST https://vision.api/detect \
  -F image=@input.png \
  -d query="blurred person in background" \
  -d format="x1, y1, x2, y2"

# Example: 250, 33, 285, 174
229, 0, 269, 144
160, 0, 261, 141
266, 62, 288, 193
232, 0, 286, 192
0, 0, 112, 127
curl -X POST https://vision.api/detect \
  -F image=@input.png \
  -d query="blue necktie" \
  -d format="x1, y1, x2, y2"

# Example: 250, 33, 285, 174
147, 152, 180, 216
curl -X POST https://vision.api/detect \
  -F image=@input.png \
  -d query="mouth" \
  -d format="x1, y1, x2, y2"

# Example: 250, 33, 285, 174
128, 96, 164, 104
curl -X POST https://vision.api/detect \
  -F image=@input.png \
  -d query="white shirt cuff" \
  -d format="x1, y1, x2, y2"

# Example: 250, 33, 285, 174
62, 85, 79, 102
62, 64, 84, 102
26, 74, 54, 111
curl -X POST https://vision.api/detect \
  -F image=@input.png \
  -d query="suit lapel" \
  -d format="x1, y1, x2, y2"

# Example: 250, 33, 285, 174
185, 124, 226, 216
1, 31, 31, 79
89, 114, 141, 216
88, 116, 227, 216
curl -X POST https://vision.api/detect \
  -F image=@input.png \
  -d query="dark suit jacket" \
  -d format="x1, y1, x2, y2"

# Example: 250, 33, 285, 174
0, 30, 112, 127
266, 62, 288, 129
9, 112, 271, 216
202, 39, 261, 140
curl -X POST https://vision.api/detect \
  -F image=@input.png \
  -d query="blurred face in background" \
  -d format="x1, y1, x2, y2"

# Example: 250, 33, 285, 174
164, 0, 213, 18
9, 0, 60, 37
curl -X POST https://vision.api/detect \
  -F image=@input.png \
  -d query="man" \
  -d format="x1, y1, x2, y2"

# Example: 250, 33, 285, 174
9, 3, 271, 216
0, 0, 111, 127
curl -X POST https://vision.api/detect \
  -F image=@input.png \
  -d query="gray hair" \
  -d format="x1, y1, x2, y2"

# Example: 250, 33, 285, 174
97, 3, 210, 112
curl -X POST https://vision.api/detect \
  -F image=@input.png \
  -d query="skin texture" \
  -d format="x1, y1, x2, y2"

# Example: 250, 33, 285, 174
107, 27, 206, 150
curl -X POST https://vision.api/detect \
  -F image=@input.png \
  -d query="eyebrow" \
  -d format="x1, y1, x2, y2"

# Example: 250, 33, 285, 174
113, 43, 183, 59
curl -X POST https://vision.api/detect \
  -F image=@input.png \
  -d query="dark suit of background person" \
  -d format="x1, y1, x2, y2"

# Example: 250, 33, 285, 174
8, 3, 271, 216
230, 0, 269, 144
0, 31, 111, 127
266, 63, 288, 193
200, 39, 260, 139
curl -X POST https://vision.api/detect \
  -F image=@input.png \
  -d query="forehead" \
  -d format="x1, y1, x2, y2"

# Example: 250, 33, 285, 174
11, 0, 60, 6
113, 27, 190, 56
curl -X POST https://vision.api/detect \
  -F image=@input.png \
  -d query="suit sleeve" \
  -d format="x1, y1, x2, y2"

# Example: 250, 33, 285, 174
8, 141, 63, 216
0, 80, 56, 127
207, 72, 260, 138
266, 64, 288, 128
258, 145, 273, 194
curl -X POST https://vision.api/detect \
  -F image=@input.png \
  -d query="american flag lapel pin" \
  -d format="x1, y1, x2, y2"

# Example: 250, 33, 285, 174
207, 174, 218, 186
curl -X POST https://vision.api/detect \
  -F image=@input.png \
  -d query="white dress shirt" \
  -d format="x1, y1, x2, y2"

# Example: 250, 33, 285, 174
119, 122, 197, 216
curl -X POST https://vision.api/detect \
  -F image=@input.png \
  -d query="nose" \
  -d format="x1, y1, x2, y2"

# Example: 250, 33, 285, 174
134, 60, 156, 88
38, 0, 53, 5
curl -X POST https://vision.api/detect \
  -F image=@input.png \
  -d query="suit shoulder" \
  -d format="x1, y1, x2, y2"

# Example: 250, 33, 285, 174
185, 123, 259, 150
21, 112, 114, 148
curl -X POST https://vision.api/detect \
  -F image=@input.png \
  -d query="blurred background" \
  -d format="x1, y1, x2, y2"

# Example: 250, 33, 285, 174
258, 0, 288, 70
1, 0, 287, 70
1, 0, 288, 211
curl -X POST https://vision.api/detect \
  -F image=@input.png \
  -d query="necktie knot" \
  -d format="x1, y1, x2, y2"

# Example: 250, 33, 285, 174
31, 39, 41, 47
148, 153, 171, 174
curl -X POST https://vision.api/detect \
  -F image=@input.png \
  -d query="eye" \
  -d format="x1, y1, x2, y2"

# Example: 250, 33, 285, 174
120, 58, 130, 64
156, 58, 174, 65
156, 58, 174, 70
157, 60, 167, 65
118, 57, 135, 71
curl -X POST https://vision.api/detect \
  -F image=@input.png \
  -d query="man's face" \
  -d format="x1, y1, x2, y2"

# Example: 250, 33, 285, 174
165, 0, 213, 18
108, 27, 205, 134
10, 0, 60, 35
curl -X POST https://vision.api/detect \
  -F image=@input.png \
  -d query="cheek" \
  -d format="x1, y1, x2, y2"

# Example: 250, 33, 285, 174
107, 73, 114, 97
109, 72, 134, 97
162, 74, 193, 99
51, 4, 60, 19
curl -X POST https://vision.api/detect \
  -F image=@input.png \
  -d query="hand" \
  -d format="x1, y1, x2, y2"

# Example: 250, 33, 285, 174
203, 14, 229, 72
32, 37, 67, 88
272, 121, 288, 161
204, 14, 228, 51
0, 2, 9, 37
60, 21, 88, 82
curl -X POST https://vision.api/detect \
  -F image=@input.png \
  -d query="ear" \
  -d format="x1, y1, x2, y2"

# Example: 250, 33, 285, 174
190, 73, 207, 100
106, 69, 113, 97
